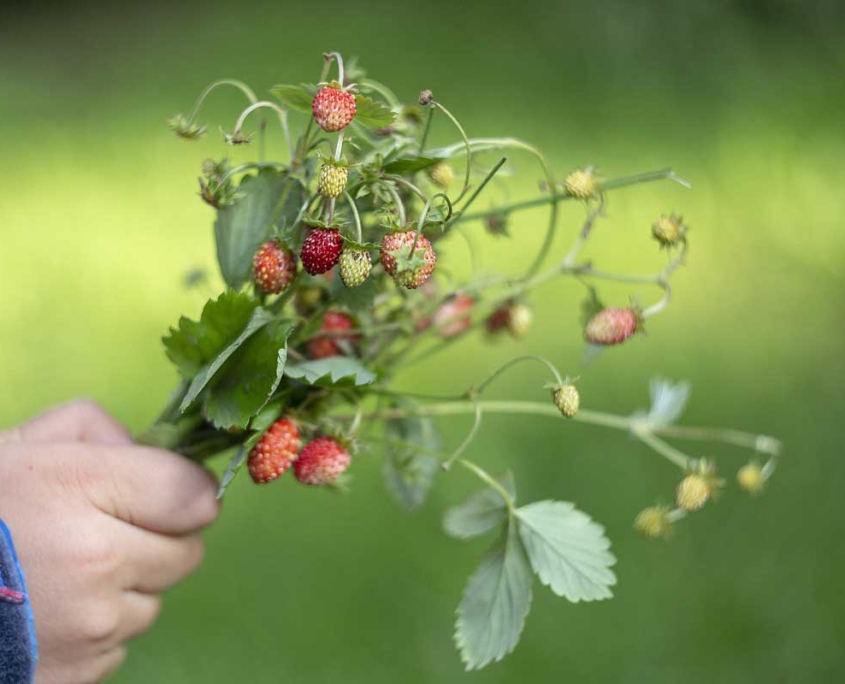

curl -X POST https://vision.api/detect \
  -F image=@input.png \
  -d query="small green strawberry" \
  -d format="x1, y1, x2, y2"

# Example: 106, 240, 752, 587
339, 247, 372, 287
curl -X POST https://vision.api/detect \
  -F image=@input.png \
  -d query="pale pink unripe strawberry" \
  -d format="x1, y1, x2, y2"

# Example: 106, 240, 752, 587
432, 294, 474, 339
584, 307, 642, 346
294, 437, 352, 485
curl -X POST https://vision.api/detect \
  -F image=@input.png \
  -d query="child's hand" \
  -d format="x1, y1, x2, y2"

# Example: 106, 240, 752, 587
0, 400, 220, 683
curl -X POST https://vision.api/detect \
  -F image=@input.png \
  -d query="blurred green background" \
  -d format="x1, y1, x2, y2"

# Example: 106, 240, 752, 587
2, 0, 844, 681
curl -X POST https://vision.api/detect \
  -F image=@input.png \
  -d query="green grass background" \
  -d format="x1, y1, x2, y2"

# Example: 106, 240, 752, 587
2, 0, 844, 681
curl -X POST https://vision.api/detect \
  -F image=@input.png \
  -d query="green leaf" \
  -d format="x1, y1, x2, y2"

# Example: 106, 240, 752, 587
214, 171, 305, 289
516, 501, 617, 603
382, 157, 441, 175
455, 521, 532, 671
203, 321, 295, 430
354, 93, 396, 128
270, 84, 316, 114
383, 403, 442, 511
444, 472, 516, 540
217, 446, 248, 499
285, 357, 376, 386
329, 269, 380, 314
163, 292, 259, 378
179, 307, 274, 413
216, 400, 286, 499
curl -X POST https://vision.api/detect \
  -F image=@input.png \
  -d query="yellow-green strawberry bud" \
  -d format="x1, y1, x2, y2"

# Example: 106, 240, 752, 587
564, 168, 598, 200
552, 383, 580, 419
676, 474, 711, 511
508, 304, 533, 338
737, 462, 765, 495
428, 161, 455, 188
318, 162, 349, 199
652, 213, 687, 248
339, 247, 372, 288
634, 506, 672, 539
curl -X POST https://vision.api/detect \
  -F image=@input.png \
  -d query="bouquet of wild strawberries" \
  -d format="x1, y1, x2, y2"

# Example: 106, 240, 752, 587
150, 52, 782, 670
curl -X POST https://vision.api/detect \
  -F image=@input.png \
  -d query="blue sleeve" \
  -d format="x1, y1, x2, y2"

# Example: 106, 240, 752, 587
0, 519, 37, 683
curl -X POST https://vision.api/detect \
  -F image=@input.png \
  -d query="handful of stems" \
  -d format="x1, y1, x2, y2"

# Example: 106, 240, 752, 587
151, 52, 782, 670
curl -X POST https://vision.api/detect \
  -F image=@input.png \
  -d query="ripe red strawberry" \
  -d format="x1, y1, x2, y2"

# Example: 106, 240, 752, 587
380, 230, 437, 289
312, 85, 357, 132
306, 311, 358, 359
584, 307, 642, 345
432, 294, 474, 338
248, 418, 302, 484
252, 240, 297, 294
294, 436, 351, 485
300, 227, 343, 275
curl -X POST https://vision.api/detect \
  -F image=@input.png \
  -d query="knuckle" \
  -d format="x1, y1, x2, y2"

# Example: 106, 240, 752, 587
72, 530, 120, 580
80, 602, 121, 643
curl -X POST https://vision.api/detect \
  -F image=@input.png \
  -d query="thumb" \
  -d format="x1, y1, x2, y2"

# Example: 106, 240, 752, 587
0, 400, 133, 446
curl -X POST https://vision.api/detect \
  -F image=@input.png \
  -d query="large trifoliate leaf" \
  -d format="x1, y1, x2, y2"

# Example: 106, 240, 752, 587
163, 292, 259, 379
284, 357, 376, 386
516, 501, 616, 603
443, 472, 516, 540
455, 521, 532, 671
179, 307, 274, 412
213, 171, 305, 289
383, 404, 442, 511
203, 321, 295, 430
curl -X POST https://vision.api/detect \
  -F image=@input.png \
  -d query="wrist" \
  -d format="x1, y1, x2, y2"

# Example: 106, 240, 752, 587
0, 518, 38, 682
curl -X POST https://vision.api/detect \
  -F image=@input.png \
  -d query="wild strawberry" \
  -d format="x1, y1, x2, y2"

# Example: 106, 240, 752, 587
634, 506, 673, 539
652, 213, 687, 248
318, 162, 349, 199
428, 161, 455, 188
737, 462, 765, 495
252, 240, 297, 294
294, 436, 351, 485
552, 382, 580, 418
306, 311, 357, 359
301, 227, 343, 275
508, 303, 533, 338
380, 230, 437, 289
339, 247, 372, 287
248, 418, 301, 484
676, 475, 711, 511
485, 305, 511, 334
485, 301, 532, 339
564, 167, 599, 200
584, 307, 642, 346
312, 85, 357, 132
432, 294, 474, 338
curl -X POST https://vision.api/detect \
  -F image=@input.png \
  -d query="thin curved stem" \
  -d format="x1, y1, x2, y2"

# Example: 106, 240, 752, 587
233, 101, 292, 160
458, 459, 516, 514
325, 51, 345, 85
432, 101, 472, 202
458, 167, 690, 223
343, 191, 363, 243
562, 194, 605, 268
474, 355, 565, 395
359, 78, 399, 107
187, 79, 258, 123
632, 428, 694, 470
378, 181, 407, 225
337, 399, 780, 460
386, 175, 429, 203
419, 107, 434, 155
218, 162, 289, 186
411, 193, 452, 257
442, 400, 482, 470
